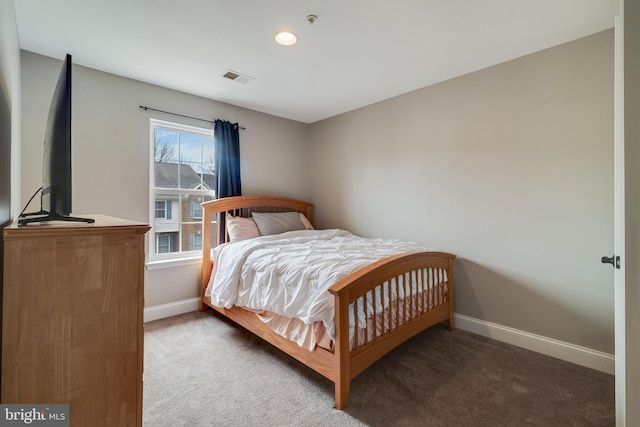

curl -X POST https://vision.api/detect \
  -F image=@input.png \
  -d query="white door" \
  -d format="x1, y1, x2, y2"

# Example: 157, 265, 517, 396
612, 12, 626, 427
614, 2, 640, 424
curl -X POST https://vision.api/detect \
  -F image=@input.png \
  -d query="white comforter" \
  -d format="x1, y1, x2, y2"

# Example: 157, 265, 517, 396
207, 229, 430, 341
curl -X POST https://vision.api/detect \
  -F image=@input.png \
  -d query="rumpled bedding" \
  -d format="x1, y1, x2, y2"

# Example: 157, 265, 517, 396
206, 229, 444, 349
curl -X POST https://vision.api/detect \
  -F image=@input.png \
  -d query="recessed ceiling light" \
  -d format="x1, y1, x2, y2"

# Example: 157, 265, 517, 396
275, 31, 297, 46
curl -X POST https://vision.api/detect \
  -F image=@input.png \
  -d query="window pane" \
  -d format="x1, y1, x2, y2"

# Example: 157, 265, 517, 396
154, 129, 179, 162
181, 194, 205, 221
154, 161, 179, 189
199, 163, 215, 192
203, 135, 214, 165
201, 194, 215, 240
154, 200, 166, 219
189, 234, 203, 251
156, 233, 177, 254
180, 132, 203, 164
180, 221, 201, 253
189, 200, 203, 219
179, 162, 202, 189
153, 194, 179, 240
156, 235, 168, 253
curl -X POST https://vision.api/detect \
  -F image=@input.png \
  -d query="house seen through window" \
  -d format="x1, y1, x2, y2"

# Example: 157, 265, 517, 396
150, 119, 215, 258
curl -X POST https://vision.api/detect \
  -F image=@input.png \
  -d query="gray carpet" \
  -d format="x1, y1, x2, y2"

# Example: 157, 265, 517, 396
143, 311, 614, 427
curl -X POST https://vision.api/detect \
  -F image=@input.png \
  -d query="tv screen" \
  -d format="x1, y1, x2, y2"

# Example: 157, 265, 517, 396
42, 53, 72, 216
19, 54, 93, 225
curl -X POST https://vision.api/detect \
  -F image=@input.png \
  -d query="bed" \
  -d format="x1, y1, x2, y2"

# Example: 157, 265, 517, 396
200, 195, 456, 409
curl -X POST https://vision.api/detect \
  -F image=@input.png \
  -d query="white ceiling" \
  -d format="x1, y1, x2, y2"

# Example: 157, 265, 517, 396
14, 0, 618, 124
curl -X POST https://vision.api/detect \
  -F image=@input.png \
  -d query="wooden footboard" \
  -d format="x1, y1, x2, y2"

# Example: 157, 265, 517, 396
329, 250, 455, 409
200, 195, 455, 409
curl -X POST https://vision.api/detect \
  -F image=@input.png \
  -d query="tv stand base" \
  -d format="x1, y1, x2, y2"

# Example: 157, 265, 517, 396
18, 212, 95, 225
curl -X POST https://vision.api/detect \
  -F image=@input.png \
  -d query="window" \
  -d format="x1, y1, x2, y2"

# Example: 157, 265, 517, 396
156, 234, 176, 254
155, 200, 172, 219
189, 200, 203, 219
189, 233, 203, 251
149, 119, 215, 259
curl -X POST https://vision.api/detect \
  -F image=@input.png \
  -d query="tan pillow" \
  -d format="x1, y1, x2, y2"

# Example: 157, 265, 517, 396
227, 215, 260, 242
252, 212, 305, 236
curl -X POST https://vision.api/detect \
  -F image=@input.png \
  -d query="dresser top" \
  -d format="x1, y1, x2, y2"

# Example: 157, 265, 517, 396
3, 214, 150, 239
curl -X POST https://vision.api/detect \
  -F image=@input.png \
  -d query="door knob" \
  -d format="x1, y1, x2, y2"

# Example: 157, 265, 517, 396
601, 255, 620, 269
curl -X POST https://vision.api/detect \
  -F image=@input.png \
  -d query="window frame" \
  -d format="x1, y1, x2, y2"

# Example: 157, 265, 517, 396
148, 119, 215, 262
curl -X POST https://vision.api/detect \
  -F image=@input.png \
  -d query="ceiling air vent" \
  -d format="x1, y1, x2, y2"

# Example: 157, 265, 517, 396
221, 69, 255, 84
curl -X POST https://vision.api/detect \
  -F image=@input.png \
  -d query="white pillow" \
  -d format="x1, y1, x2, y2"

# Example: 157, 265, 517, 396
252, 211, 305, 236
226, 215, 260, 242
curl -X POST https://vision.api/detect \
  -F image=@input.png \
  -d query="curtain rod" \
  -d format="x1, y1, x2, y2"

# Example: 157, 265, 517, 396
138, 105, 245, 130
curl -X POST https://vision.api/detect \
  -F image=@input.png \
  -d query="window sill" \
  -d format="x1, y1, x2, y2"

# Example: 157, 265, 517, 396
146, 255, 201, 271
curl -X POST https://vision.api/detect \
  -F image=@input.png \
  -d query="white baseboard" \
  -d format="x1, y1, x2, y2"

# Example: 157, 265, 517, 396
144, 297, 201, 323
454, 313, 615, 375
142, 300, 615, 375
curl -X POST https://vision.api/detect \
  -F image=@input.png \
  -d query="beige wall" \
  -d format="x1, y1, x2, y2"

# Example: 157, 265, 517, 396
624, 0, 640, 420
0, 0, 21, 370
20, 50, 310, 307
0, 0, 20, 224
309, 30, 615, 353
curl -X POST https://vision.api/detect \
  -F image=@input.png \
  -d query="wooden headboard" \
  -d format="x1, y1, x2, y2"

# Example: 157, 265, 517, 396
200, 195, 314, 308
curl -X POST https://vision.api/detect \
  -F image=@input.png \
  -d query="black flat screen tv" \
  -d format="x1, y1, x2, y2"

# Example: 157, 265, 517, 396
19, 54, 93, 225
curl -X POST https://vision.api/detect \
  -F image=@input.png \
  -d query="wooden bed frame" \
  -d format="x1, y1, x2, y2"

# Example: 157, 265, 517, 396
200, 195, 455, 409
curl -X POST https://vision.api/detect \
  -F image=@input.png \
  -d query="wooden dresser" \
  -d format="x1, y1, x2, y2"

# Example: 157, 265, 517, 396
1, 215, 150, 426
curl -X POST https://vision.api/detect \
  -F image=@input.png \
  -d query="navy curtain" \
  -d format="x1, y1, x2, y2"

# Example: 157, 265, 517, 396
214, 120, 242, 198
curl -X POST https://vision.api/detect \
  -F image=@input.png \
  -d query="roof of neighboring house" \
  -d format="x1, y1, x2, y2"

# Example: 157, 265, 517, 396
154, 162, 214, 191
201, 173, 215, 190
